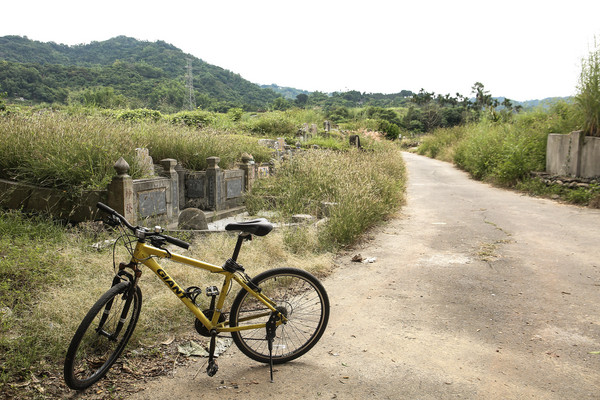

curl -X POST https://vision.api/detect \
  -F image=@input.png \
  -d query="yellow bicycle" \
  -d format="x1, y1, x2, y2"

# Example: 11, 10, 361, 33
64, 202, 330, 390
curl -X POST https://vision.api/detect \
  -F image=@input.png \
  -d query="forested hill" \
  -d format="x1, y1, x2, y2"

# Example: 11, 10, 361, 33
0, 35, 280, 111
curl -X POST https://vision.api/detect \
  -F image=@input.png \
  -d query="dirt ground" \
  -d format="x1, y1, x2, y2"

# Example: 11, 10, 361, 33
28, 152, 600, 399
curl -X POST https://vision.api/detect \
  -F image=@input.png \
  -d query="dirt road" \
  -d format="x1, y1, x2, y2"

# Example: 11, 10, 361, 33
130, 152, 600, 399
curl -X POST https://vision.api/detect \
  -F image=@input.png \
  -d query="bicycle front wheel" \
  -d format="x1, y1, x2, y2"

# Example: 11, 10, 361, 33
229, 267, 329, 364
64, 281, 142, 390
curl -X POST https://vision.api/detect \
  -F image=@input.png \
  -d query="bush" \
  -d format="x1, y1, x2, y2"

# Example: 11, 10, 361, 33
417, 125, 467, 161
112, 108, 164, 122
170, 110, 215, 127
576, 39, 600, 136
241, 111, 299, 136
452, 121, 547, 184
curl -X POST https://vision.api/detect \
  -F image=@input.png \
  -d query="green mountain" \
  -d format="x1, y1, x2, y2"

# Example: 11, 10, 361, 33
0, 35, 280, 111
260, 84, 310, 100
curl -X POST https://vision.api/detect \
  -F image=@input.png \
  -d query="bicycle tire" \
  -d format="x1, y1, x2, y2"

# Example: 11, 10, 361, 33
229, 267, 329, 364
64, 281, 142, 390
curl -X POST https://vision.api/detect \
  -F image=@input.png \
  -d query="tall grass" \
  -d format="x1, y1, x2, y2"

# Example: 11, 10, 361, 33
245, 143, 406, 250
417, 103, 580, 186
576, 38, 600, 136
452, 121, 547, 185
0, 111, 275, 191
417, 124, 467, 162
0, 112, 143, 191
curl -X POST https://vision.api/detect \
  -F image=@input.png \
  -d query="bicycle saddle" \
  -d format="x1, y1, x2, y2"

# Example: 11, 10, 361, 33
225, 218, 273, 236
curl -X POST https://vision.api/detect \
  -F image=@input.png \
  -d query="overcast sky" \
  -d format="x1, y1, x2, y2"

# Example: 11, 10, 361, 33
3, 0, 600, 101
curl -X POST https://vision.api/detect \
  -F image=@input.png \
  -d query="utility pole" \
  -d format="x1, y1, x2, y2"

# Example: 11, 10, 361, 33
185, 58, 196, 110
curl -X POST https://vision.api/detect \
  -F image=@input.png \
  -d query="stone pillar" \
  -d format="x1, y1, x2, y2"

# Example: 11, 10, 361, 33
160, 159, 179, 220
239, 153, 255, 191
175, 163, 186, 211
206, 156, 221, 211
107, 157, 136, 224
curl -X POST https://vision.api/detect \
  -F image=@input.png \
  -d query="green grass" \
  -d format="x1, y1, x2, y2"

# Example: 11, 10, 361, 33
0, 111, 275, 191
0, 211, 71, 382
417, 103, 582, 186
516, 178, 600, 206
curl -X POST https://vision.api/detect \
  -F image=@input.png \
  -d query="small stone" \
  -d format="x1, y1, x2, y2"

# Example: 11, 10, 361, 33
178, 208, 208, 230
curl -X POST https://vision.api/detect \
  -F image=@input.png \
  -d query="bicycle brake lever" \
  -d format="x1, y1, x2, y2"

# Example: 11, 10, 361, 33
103, 215, 120, 227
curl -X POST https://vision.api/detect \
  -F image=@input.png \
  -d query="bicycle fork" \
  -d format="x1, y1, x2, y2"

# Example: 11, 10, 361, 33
97, 263, 140, 340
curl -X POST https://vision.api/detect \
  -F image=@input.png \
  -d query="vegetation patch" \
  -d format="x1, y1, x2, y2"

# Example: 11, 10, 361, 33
246, 141, 406, 250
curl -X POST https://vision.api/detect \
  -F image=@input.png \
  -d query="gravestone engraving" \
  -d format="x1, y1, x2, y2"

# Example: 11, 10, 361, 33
138, 190, 167, 217
186, 175, 205, 198
226, 178, 243, 199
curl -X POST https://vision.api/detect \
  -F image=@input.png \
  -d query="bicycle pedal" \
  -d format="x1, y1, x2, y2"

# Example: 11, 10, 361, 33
206, 286, 219, 297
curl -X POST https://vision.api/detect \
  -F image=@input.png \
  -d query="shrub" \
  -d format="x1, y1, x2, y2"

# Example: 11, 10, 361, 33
241, 111, 299, 136
576, 39, 600, 136
417, 125, 468, 162
170, 110, 215, 127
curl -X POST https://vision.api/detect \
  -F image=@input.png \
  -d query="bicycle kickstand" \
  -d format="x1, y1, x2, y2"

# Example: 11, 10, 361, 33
266, 312, 278, 383
206, 329, 219, 377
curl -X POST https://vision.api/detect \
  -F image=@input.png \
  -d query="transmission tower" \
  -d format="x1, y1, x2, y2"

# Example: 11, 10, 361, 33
185, 58, 196, 110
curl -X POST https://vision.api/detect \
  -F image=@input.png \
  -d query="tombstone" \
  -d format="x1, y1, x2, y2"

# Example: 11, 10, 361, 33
349, 135, 361, 149
277, 137, 286, 150
310, 123, 318, 135
258, 139, 278, 149
323, 120, 331, 132
135, 148, 155, 177
178, 207, 208, 230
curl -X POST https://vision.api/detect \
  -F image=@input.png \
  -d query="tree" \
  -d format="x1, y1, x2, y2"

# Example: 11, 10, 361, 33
270, 97, 291, 111
471, 82, 494, 110
295, 93, 308, 107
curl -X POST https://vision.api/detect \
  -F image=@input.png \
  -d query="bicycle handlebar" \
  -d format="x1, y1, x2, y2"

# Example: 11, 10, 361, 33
96, 202, 190, 250
160, 233, 191, 250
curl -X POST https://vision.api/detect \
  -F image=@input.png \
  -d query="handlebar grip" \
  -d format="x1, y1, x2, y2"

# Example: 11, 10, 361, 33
97, 202, 116, 215
96, 202, 135, 230
162, 234, 191, 250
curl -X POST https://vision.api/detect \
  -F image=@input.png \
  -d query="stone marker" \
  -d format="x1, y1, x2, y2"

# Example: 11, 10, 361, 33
178, 208, 208, 230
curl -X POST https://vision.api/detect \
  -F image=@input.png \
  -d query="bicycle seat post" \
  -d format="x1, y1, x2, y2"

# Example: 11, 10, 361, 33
231, 232, 251, 262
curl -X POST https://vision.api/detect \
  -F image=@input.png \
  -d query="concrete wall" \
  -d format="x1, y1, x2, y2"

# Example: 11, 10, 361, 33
581, 136, 600, 177
547, 131, 600, 178
0, 178, 106, 222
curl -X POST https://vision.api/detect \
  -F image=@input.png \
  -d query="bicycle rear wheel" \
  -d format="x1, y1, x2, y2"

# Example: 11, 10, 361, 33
229, 267, 329, 364
64, 281, 142, 390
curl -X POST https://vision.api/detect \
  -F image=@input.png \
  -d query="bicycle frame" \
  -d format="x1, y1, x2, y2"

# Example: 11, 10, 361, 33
129, 240, 283, 334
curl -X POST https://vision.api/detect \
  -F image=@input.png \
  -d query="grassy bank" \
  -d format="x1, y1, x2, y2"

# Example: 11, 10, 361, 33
416, 102, 600, 206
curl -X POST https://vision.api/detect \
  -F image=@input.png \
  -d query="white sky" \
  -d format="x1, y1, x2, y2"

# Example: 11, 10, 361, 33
3, 0, 600, 101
